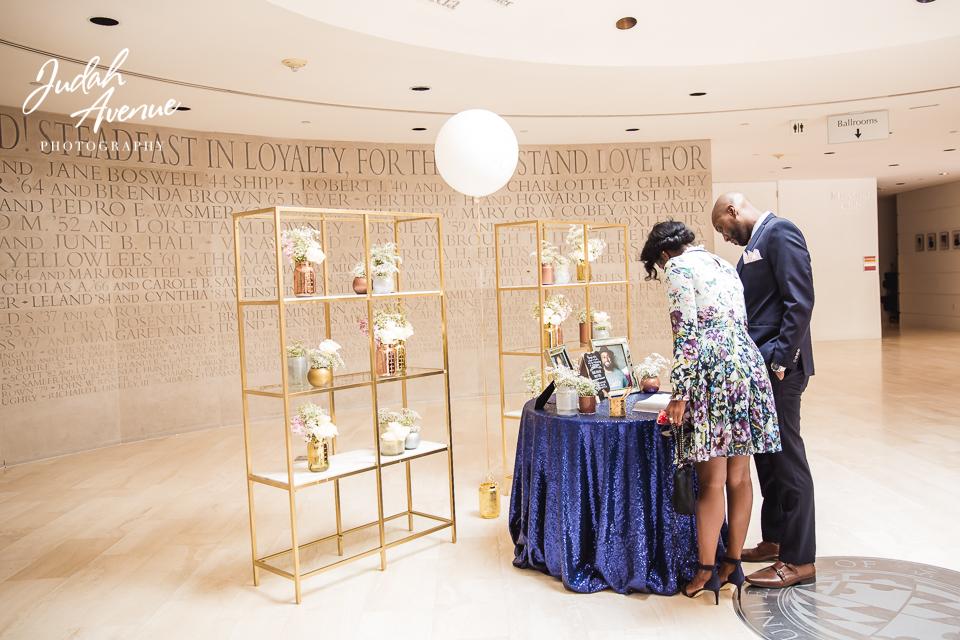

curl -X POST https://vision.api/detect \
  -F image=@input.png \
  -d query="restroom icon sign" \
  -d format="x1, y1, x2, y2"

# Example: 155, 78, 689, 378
790, 120, 807, 135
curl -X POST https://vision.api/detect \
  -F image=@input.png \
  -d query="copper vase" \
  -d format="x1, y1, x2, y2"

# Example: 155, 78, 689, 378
540, 263, 554, 285
353, 277, 367, 295
376, 341, 407, 377
307, 439, 330, 472
641, 376, 661, 393
578, 395, 597, 414
579, 321, 592, 347
293, 260, 317, 297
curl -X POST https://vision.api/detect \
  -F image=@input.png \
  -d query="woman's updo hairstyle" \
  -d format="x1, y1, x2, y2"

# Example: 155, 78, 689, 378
639, 220, 696, 281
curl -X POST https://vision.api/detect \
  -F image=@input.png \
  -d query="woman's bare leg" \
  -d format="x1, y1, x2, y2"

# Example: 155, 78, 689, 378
685, 457, 726, 594
720, 454, 753, 581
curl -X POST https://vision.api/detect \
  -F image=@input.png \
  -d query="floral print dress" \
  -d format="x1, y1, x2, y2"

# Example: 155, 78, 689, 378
665, 247, 781, 462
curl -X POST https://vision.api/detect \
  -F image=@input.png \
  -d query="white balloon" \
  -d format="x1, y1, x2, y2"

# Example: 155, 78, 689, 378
434, 109, 519, 198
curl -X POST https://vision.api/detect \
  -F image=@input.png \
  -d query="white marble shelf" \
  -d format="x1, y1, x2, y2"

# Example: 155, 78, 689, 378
250, 440, 448, 490
503, 410, 523, 419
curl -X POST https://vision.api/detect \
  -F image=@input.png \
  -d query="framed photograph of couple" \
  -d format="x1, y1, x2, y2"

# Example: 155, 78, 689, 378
590, 337, 635, 393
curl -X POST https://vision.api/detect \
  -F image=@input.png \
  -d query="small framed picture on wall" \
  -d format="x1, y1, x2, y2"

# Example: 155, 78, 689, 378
940, 232, 950, 251
927, 233, 937, 251
916, 234, 925, 252
953, 230, 960, 250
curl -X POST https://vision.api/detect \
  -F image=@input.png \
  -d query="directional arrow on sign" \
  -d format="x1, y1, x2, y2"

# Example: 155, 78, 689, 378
855, 129, 862, 138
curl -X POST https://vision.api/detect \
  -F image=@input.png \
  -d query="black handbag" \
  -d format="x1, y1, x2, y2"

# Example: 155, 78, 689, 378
671, 426, 697, 515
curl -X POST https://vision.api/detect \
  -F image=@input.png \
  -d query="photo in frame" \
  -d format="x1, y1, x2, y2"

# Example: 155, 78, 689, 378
940, 231, 950, 251
590, 337, 635, 393
545, 345, 573, 371
953, 230, 960, 250
915, 234, 925, 252
927, 233, 937, 251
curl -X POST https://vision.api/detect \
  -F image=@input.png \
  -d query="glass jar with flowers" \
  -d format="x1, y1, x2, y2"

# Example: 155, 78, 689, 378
307, 339, 344, 387
360, 306, 414, 376
634, 352, 669, 393
290, 403, 338, 472
281, 226, 325, 296
365, 242, 403, 294
565, 225, 607, 282
286, 342, 309, 389
549, 366, 580, 415
378, 407, 422, 451
532, 294, 572, 348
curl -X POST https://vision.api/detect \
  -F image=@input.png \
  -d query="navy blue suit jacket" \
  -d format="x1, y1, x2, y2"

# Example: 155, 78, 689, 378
737, 214, 815, 376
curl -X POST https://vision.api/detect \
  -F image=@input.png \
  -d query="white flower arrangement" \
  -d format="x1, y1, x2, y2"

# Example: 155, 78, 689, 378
522, 367, 542, 396
548, 365, 580, 389
378, 407, 422, 434
565, 225, 607, 263
290, 403, 338, 443
531, 294, 572, 327
281, 227, 326, 264
577, 309, 612, 330
286, 342, 307, 358
634, 352, 669, 380
573, 375, 600, 397
372, 307, 414, 345
353, 243, 402, 279
309, 339, 345, 371
531, 240, 567, 267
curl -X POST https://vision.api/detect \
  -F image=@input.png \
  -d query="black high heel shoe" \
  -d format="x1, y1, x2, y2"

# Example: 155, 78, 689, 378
719, 556, 746, 598
683, 563, 721, 605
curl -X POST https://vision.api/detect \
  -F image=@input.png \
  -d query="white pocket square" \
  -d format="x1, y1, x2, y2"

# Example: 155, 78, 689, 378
743, 249, 763, 264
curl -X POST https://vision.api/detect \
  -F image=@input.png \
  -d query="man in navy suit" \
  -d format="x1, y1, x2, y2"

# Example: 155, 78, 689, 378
711, 192, 817, 588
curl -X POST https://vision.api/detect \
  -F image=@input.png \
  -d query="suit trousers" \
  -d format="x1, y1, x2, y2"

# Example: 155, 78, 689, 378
754, 370, 817, 565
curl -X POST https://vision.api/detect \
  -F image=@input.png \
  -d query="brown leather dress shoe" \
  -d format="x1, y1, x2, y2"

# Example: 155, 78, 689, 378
741, 541, 780, 563
746, 561, 816, 588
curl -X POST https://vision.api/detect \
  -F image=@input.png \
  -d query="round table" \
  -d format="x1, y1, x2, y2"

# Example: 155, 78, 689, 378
508, 393, 698, 595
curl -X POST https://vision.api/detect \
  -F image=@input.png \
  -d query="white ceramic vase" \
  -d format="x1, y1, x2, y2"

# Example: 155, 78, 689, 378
372, 274, 396, 294
593, 327, 610, 340
554, 264, 571, 284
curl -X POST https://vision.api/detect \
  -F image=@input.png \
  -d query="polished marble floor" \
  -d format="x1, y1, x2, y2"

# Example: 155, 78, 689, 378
1, 329, 958, 639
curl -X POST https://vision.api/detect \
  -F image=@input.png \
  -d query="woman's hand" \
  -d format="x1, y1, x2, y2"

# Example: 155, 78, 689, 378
666, 399, 687, 426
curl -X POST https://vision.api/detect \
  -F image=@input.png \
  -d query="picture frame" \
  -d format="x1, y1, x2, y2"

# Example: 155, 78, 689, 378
544, 345, 573, 371
940, 231, 950, 251
927, 233, 936, 251
915, 234, 925, 252
953, 230, 960, 250
590, 336, 635, 393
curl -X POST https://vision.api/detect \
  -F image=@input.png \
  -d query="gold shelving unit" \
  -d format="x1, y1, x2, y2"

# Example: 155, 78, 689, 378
493, 220, 632, 493
232, 206, 457, 604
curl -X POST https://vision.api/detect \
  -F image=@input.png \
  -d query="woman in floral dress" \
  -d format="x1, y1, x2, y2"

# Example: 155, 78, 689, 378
640, 221, 781, 602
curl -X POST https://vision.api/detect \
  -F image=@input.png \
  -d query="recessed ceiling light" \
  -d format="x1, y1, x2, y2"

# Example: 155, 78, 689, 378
281, 58, 308, 72
824, 151, 836, 155
896, 182, 906, 185
28, 80, 42, 86
940, 171, 950, 176
916, 0, 936, 4
89, 16, 119, 26
411, 127, 426, 131
301, 120, 311, 124
950, 130, 958, 134
175, 106, 191, 112
945, 148, 957, 152
889, 163, 900, 167
625, 128, 639, 132
689, 91, 707, 97
782, 166, 792, 170
616, 17, 637, 30
410, 86, 431, 92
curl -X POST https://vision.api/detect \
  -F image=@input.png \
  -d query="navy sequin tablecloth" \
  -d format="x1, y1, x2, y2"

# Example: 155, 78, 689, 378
508, 394, 698, 595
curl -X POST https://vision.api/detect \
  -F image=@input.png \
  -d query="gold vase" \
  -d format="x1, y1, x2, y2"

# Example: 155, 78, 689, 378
308, 367, 333, 387
293, 260, 317, 297
307, 439, 330, 472
479, 481, 500, 519
376, 341, 407, 377
543, 325, 563, 349
576, 261, 590, 282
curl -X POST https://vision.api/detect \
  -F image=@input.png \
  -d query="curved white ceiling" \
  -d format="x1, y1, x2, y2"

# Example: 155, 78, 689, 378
269, 0, 960, 67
